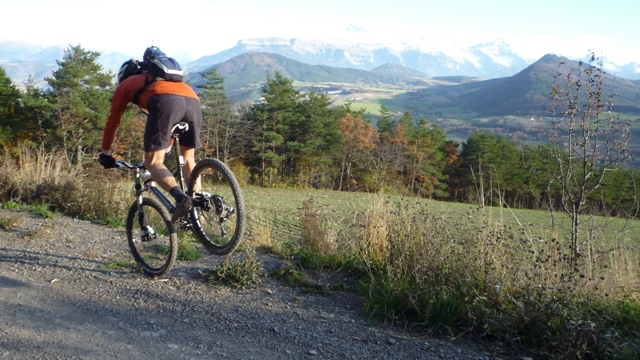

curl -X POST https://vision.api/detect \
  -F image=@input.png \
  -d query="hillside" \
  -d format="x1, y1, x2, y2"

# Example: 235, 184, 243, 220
460, 54, 640, 116
186, 52, 432, 102
389, 54, 640, 117
370, 63, 429, 78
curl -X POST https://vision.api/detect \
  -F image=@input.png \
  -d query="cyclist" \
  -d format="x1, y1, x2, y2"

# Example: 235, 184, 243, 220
99, 49, 201, 222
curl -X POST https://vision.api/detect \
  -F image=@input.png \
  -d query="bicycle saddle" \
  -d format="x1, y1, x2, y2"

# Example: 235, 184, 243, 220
171, 122, 189, 135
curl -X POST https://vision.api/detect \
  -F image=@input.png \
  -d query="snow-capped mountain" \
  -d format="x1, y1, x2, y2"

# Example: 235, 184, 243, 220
604, 61, 640, 80
187, 38, 531, 78
185, 37, 639, 80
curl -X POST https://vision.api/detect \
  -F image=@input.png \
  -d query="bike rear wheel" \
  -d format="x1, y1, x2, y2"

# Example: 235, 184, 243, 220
126, 197, 177, 276
187, 158, 245, 255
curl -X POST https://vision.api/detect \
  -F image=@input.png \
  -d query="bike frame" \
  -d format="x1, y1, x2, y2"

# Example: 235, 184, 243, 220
118, 122, 191, 223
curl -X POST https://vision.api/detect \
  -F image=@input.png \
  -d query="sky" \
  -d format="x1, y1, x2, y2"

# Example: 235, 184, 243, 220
1, 0, 638, 64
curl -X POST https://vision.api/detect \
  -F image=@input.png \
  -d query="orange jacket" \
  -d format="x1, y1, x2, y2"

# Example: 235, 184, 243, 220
101, 74, 200, 151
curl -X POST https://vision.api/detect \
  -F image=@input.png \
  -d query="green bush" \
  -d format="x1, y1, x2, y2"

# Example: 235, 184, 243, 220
177, 239, 203, 261
201, 251, 262, 289
2, 200, 18, 209
31, 203, 54, 218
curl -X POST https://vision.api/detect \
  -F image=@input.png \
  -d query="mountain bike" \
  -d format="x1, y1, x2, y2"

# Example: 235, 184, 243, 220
116, 122, 246, 276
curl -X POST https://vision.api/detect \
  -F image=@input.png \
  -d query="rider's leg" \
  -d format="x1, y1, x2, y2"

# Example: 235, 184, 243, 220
181, 146, 195, 181
144, 149, 191, 219
181, 146, 201, 193
144, 149, 180, 193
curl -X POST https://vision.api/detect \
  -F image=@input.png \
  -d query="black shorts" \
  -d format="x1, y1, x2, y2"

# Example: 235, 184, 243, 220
144, 94, 202, 152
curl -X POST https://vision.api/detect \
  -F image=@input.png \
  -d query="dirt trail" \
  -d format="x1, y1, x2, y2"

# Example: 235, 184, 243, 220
0, 210, 498, 359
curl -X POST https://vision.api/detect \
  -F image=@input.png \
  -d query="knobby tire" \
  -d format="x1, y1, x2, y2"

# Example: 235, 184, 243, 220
187, 158, 245, 255
126, 197, 177, 276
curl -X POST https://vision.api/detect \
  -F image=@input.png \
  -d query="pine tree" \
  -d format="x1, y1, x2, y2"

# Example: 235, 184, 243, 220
246, 71, 300, 186
20, 76, 53, 145
376, 104, 395, 142
292, 88, 342, 184
459, 131, 497, 206
0, 66, 23, 148
45, 45, 113, 164
196, 68, 239, 163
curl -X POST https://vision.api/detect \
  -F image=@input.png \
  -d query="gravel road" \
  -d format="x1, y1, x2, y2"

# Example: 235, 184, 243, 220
0, 209, 502, 359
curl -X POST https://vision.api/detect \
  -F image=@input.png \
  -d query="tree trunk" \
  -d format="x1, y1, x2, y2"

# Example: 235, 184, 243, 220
76, 142, 83, 165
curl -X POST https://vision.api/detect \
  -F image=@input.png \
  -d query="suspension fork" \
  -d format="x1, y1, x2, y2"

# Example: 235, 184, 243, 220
134, 169, 149, 233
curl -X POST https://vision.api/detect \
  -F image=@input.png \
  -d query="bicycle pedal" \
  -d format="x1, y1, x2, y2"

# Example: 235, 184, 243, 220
178, 221, 192, 230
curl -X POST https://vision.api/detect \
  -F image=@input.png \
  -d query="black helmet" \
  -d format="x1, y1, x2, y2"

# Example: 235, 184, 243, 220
117, 59, 142, 84
143, 46, 166, 61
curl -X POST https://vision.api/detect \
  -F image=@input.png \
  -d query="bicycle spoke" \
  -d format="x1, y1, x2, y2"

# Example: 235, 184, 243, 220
187, 159, 245, 255
126, 198, 177, 276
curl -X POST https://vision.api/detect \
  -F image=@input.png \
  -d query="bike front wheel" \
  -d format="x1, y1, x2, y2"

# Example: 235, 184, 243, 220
187, 158, 245, 255
126, 197, 178, 276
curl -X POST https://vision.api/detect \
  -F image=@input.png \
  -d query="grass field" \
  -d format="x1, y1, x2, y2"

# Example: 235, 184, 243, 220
243, 185, 640, 251
337, 101, 384, 114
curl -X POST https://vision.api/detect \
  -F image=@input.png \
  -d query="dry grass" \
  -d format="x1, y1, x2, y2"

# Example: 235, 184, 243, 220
0, 145, 80, 201
356, 197, 639, 300
0, 144, 133, 221
300, 198, 338, 255
0, 213, 23, 230
351, 196, 640, 358
246, 208, 276, 250
356, 197, 392, 265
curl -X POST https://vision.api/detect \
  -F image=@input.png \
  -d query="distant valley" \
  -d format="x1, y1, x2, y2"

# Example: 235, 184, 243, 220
193, 51, 640, 144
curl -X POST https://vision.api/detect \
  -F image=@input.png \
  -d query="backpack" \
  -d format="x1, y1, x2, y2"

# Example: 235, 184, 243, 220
142, 46, 184, 82
132, 46, 184, 105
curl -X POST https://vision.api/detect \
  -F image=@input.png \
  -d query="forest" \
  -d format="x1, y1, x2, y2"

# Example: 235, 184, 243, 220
0, 45, 637, 217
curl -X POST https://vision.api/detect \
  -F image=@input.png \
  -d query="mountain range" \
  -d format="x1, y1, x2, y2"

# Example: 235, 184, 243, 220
2, 38, 640, 89
185, 51, 640, 116
187, 38, 640, 81
187, 38, 534, 78
0, 41, 132, 88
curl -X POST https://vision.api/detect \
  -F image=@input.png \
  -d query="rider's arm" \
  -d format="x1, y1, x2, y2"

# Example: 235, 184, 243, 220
101, 75, 149, 152
102, 86, 129, 152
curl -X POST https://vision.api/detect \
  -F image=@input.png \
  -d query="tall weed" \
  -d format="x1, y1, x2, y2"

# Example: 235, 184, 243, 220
300, 198, 338, 254
246, 208, 276, 250
354, 196, 640, 358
